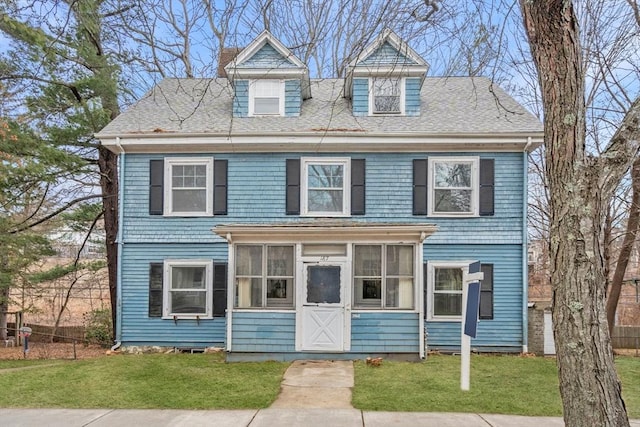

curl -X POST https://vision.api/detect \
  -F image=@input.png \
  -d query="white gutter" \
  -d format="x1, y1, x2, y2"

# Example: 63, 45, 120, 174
522, 146, 530, 353
113, 137, 125, 349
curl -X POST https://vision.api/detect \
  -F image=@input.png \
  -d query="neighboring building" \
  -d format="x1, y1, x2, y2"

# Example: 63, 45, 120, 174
96, 30, 543, 360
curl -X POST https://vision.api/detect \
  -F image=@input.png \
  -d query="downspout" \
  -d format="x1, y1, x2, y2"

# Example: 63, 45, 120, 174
111, 137, 125, 351
521, 137, 532, 353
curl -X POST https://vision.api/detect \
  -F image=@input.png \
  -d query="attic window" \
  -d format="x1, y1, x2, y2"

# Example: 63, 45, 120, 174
249, 79, 284, 116
372, 77, 402, 114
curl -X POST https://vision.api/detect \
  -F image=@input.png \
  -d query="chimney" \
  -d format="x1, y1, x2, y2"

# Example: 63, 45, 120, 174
218, 47, 242, 78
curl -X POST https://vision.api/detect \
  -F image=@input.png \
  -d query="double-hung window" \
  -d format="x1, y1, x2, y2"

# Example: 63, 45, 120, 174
235, 244, 295, 309
164, 157, 213, 216
429, 157, 479, 216
301, 157, 350, 216
249, 79, 284, 116
163, 260, 213, 318
371, 77, 402, 114
353, 244, 415, 309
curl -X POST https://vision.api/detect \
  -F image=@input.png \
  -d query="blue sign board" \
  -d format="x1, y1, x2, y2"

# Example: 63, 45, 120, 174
464, 281, 481, 338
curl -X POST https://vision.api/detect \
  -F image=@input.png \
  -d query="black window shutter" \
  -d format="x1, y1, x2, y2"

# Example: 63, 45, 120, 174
413, 159, 428, 215
213, 262, 228, 317
423, 262, 429, 315
351, 159, 365, 215
149, 160, 164, 215
149, 263, 164, 317
479, 159, 494, 216
479, 264, 494, 319
214, 159, 228, 215
286, 159, 300, 215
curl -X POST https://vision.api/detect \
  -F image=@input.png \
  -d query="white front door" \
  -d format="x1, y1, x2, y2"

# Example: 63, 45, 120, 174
297, 261, 348, 352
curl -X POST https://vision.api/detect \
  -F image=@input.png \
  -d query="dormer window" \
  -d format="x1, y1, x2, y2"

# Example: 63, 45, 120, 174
249, 79, 284, 116
371, 77, 403, 115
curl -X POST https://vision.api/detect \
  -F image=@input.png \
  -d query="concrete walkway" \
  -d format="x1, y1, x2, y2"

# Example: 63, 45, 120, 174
1, 360, 639, 426
270, 360, 354, 409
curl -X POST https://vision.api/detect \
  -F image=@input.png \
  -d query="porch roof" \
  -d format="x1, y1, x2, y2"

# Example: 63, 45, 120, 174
214, 221, 438, 243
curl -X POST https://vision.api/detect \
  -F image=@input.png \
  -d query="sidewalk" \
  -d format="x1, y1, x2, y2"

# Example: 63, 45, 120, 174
2, 408, 639, 427
1, 359, 638, 426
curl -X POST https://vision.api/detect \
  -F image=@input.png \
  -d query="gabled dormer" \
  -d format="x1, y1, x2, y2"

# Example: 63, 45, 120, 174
225, 31, 310, 117
346, 29, 429, 117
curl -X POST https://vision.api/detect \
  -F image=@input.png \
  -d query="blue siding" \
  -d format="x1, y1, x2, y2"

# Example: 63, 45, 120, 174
405, 77, 421, 116
424, 244, 523, 352
351, 312, 419, 353
360, 42, 418, 66
232, 80, 249, 117
239, 43, 297, 69
231, 312, 296, 352
284, 80, 302, 116
120, 243, 228, 347
122, 152, 524, 245
352, 78, 369, 116
230, 312, 418, 354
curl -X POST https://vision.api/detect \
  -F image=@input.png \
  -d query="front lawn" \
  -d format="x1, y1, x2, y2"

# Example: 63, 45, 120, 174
0, 352, 637, 418
0, 352, 287, 409
353, 354, 640, 418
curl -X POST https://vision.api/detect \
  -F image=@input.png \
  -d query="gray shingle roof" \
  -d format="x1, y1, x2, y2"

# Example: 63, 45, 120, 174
97, 77, 542, 137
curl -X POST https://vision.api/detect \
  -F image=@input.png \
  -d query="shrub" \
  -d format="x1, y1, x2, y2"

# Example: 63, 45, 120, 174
83, 308, 112, 347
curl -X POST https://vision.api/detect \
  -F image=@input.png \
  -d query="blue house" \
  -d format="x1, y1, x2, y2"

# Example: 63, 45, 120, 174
97, 30, 543, 361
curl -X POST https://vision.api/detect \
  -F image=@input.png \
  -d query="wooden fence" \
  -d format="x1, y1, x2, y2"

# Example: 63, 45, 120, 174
612, 326, 640, 349
6, 322, 85, 343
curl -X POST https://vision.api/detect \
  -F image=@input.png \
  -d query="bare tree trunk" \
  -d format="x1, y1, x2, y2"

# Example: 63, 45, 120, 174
0, 287, 8, 342
607, 157, 640, 335
520, 1, 630, 426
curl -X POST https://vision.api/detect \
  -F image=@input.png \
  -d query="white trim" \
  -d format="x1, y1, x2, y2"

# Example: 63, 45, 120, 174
300, 157, 351, 217
426, 261, 475, 321
347, 28, 429, 69
368, 77, 405, 116
225, 30, 307, 72
428, 157, 479, 217
214, 223, 437, 243
163, 157, 214, 217
162, 259, 213, 319
99, 134, 544, 154
248, 79, 285, 117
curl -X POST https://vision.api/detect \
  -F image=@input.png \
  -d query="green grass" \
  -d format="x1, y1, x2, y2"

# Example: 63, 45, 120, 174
353, 354, 640, 418
1, 352, 637, 417
0, 353, 288, 409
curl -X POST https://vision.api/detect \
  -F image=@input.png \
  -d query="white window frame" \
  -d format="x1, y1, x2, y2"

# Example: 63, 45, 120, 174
428, 157, 479, 217
234, 244, 296, 310
301, 157, 351, 217
426, 261, 472, 321
163, 157, 214, 217
352, 244, 416, 310
162, 259, 213, 319
248, 79, 285, 116
369, 77, 405, 116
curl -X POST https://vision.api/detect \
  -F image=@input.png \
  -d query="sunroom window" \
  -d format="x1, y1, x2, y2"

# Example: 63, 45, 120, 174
372, 77, 401, 114
164, 157, 213, 216
301, 157, 350, 216
353, 244, 414, 309
429, 157, 478, 216
235, 245, 294, 308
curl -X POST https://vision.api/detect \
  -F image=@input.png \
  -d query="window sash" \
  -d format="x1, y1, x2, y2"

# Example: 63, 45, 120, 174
235, 244, 295, 309
251, 80, 282, 116
164, 158, 213, 216
302, 158, 350, 216
429, 158, 478, 216
164, 261, 212, 317
373, 78, 401, 113
353, 244, 414, 309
